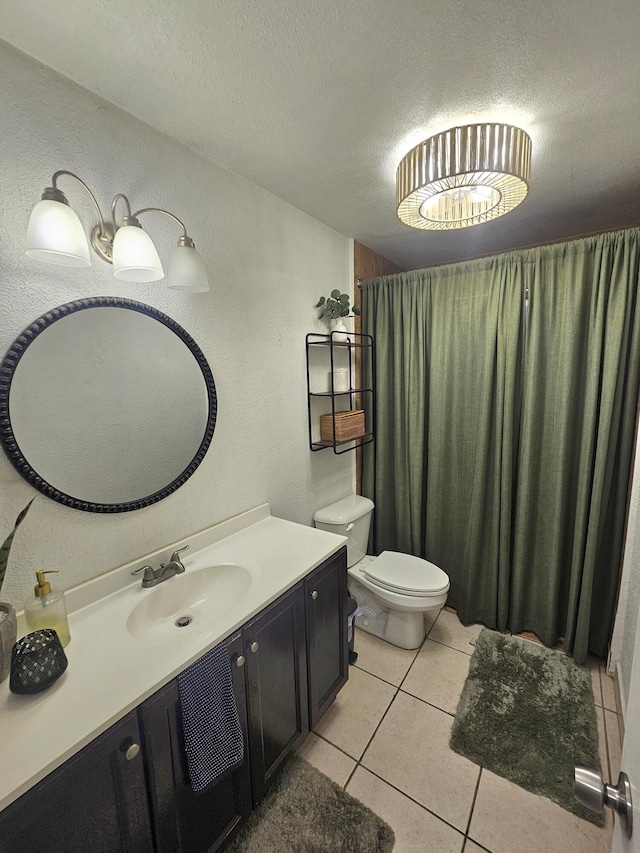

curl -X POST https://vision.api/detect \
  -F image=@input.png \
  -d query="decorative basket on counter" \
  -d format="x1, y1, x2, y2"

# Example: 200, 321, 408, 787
9, 629, 68, 695
320, 410, 365, 443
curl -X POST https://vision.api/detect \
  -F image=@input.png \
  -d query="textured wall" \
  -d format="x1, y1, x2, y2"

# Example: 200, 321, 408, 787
0, 43, 354, 606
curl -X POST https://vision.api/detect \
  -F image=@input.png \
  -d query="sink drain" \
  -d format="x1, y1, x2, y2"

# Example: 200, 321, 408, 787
175, 615, 192, 628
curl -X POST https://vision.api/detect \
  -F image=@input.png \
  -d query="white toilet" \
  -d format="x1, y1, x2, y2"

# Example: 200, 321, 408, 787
314, 495, 450, 650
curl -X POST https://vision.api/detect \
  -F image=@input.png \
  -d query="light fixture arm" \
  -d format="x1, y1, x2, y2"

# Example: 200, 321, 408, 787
50, 170, 109, 237
111, 193, 134, 230
133, 207, 194, 246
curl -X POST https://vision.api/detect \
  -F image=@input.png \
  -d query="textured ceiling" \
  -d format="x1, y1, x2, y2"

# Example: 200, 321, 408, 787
4, 0, 640, 270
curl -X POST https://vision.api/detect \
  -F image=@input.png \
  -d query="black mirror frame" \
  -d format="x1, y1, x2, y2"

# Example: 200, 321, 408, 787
0, 297, 217, 513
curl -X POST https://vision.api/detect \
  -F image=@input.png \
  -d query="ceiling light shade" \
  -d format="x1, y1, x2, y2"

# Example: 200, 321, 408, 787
167, 239, 209, 292
112, 222, 164, 282
396, 123, 532, 230
26, 197, 91, 267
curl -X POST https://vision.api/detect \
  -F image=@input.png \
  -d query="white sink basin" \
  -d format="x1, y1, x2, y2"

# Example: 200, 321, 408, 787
126, 563, 254, 641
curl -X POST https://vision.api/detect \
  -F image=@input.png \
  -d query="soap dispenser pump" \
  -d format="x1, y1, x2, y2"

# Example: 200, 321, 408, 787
24, 570, 71, 647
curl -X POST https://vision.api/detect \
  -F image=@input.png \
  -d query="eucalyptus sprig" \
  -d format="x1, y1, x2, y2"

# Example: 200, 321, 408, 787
0, 498, 35, 599
316, 290, 361, 321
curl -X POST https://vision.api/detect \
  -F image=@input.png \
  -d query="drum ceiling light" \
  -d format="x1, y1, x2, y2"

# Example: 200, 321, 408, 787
396, 123, 532, 231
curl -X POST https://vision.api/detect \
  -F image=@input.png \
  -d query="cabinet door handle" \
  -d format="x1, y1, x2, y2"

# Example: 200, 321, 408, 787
311, 590, 318, 600
124, 743, 141, 761
250, 641, 259, 654
235, 655, 246, 668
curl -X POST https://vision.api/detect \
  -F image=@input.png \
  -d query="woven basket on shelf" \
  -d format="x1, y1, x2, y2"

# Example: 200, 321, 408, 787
320, 410, 365, 443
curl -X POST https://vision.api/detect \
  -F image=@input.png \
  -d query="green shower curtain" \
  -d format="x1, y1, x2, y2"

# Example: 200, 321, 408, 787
361, 229, 640, 662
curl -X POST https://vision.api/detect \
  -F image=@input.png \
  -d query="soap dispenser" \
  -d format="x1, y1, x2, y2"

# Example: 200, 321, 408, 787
24, 571, 71, 647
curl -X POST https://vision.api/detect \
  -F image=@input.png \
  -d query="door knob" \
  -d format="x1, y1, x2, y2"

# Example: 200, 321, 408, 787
250, 641, 259, 653
574, 766, 633, 837
311, 590, 318, 600
235, 655, 245, 668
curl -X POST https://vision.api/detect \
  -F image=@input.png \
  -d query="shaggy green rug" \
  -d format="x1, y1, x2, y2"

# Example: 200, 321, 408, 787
225, 755, 395, 852
450, 629, 603, 825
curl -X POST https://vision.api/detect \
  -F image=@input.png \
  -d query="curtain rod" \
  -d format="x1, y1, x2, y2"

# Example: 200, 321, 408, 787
356, 221, 640, 284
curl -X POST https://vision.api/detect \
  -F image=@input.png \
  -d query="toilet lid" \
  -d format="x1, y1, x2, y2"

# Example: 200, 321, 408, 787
363, 551, 449, 596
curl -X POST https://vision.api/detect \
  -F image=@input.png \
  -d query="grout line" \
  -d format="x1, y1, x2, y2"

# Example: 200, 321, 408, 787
427, 636, 475, 656
425, 613, 439, 638
358, 685, 401, 762
352, 661, 416, 690
353, 764, 468, 838
397, 655, 419, 692
343, 761, 359, 790
464, 766, 482, 837
600, 704, 612, 782
311, 729, 360, 763
354, 627, 429, 693
397, 685, 457, 717
604, 708, 622, 781
464, 838, 491, 853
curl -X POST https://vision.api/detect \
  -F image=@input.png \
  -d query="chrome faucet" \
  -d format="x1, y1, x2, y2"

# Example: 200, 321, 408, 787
131, 545, 189, 588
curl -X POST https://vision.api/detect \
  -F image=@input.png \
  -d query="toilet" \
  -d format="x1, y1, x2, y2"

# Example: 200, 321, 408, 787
314, 495, 450, 650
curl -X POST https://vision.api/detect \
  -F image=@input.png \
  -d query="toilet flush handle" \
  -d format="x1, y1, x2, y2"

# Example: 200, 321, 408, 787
346, 523, 354, 532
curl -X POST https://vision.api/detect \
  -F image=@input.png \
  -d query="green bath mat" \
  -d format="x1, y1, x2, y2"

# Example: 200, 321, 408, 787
226, 754, 395, 852
450, 629, 604, 825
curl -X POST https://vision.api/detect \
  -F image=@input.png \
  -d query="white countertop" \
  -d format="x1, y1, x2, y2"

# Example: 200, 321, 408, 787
0, 504, 346, 812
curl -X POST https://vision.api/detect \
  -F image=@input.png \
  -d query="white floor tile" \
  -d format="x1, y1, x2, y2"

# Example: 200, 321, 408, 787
428, 609, 482, 655
353, 629, 419, 686
361, 691, 480, 832
469, 769, 612, 853
595, 706, 609, 781
604, 710, 622, 780
599, 667, 617, 712
313, 666, 396, 759
296, 732, 356, 788
401, 639, 471, 715
464, 842, 490, 853
346, 767, 464, 853
588, 658, 603, 707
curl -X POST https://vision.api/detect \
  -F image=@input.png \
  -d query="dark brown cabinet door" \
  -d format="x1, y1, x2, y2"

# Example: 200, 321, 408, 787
244, 582, 309, 805
0, 711, 152, 853
139, 633, 251, 853
305, 546, 348, 728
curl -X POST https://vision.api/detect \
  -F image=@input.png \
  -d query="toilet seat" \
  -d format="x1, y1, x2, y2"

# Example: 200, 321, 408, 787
362, 551, 449, 597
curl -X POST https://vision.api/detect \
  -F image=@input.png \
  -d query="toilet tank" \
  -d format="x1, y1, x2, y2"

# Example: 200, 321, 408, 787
314, 495, 374, 568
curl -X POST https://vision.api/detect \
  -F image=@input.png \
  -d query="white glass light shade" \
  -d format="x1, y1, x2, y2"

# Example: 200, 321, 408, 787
112, 225, 164, 282
26, 199, 91, 267
167, 245, 209, 292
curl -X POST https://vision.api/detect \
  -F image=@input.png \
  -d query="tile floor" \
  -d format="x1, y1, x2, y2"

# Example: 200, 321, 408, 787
297, 609, 622, 853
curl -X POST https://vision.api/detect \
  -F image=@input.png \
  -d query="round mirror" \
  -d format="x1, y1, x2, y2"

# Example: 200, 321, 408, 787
0, 297, 217, 512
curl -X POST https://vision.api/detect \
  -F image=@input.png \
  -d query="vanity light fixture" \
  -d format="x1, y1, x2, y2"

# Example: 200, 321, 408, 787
396, 123, 532, 230
26, 171, 209, 292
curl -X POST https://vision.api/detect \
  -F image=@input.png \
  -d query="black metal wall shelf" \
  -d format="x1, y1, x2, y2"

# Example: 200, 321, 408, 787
305, 331, 375, 454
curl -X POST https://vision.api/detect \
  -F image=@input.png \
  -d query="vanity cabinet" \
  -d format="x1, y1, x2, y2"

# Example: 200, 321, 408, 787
305, 547, 348, 727
140, 582, 310, 852
0, 711, 152, 853
0, 547, 347, 853
139, 633, 252, 853
244, 582, 309, 805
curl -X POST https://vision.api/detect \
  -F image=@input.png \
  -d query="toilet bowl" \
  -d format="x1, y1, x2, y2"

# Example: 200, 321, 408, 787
314, 495, 449, 649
